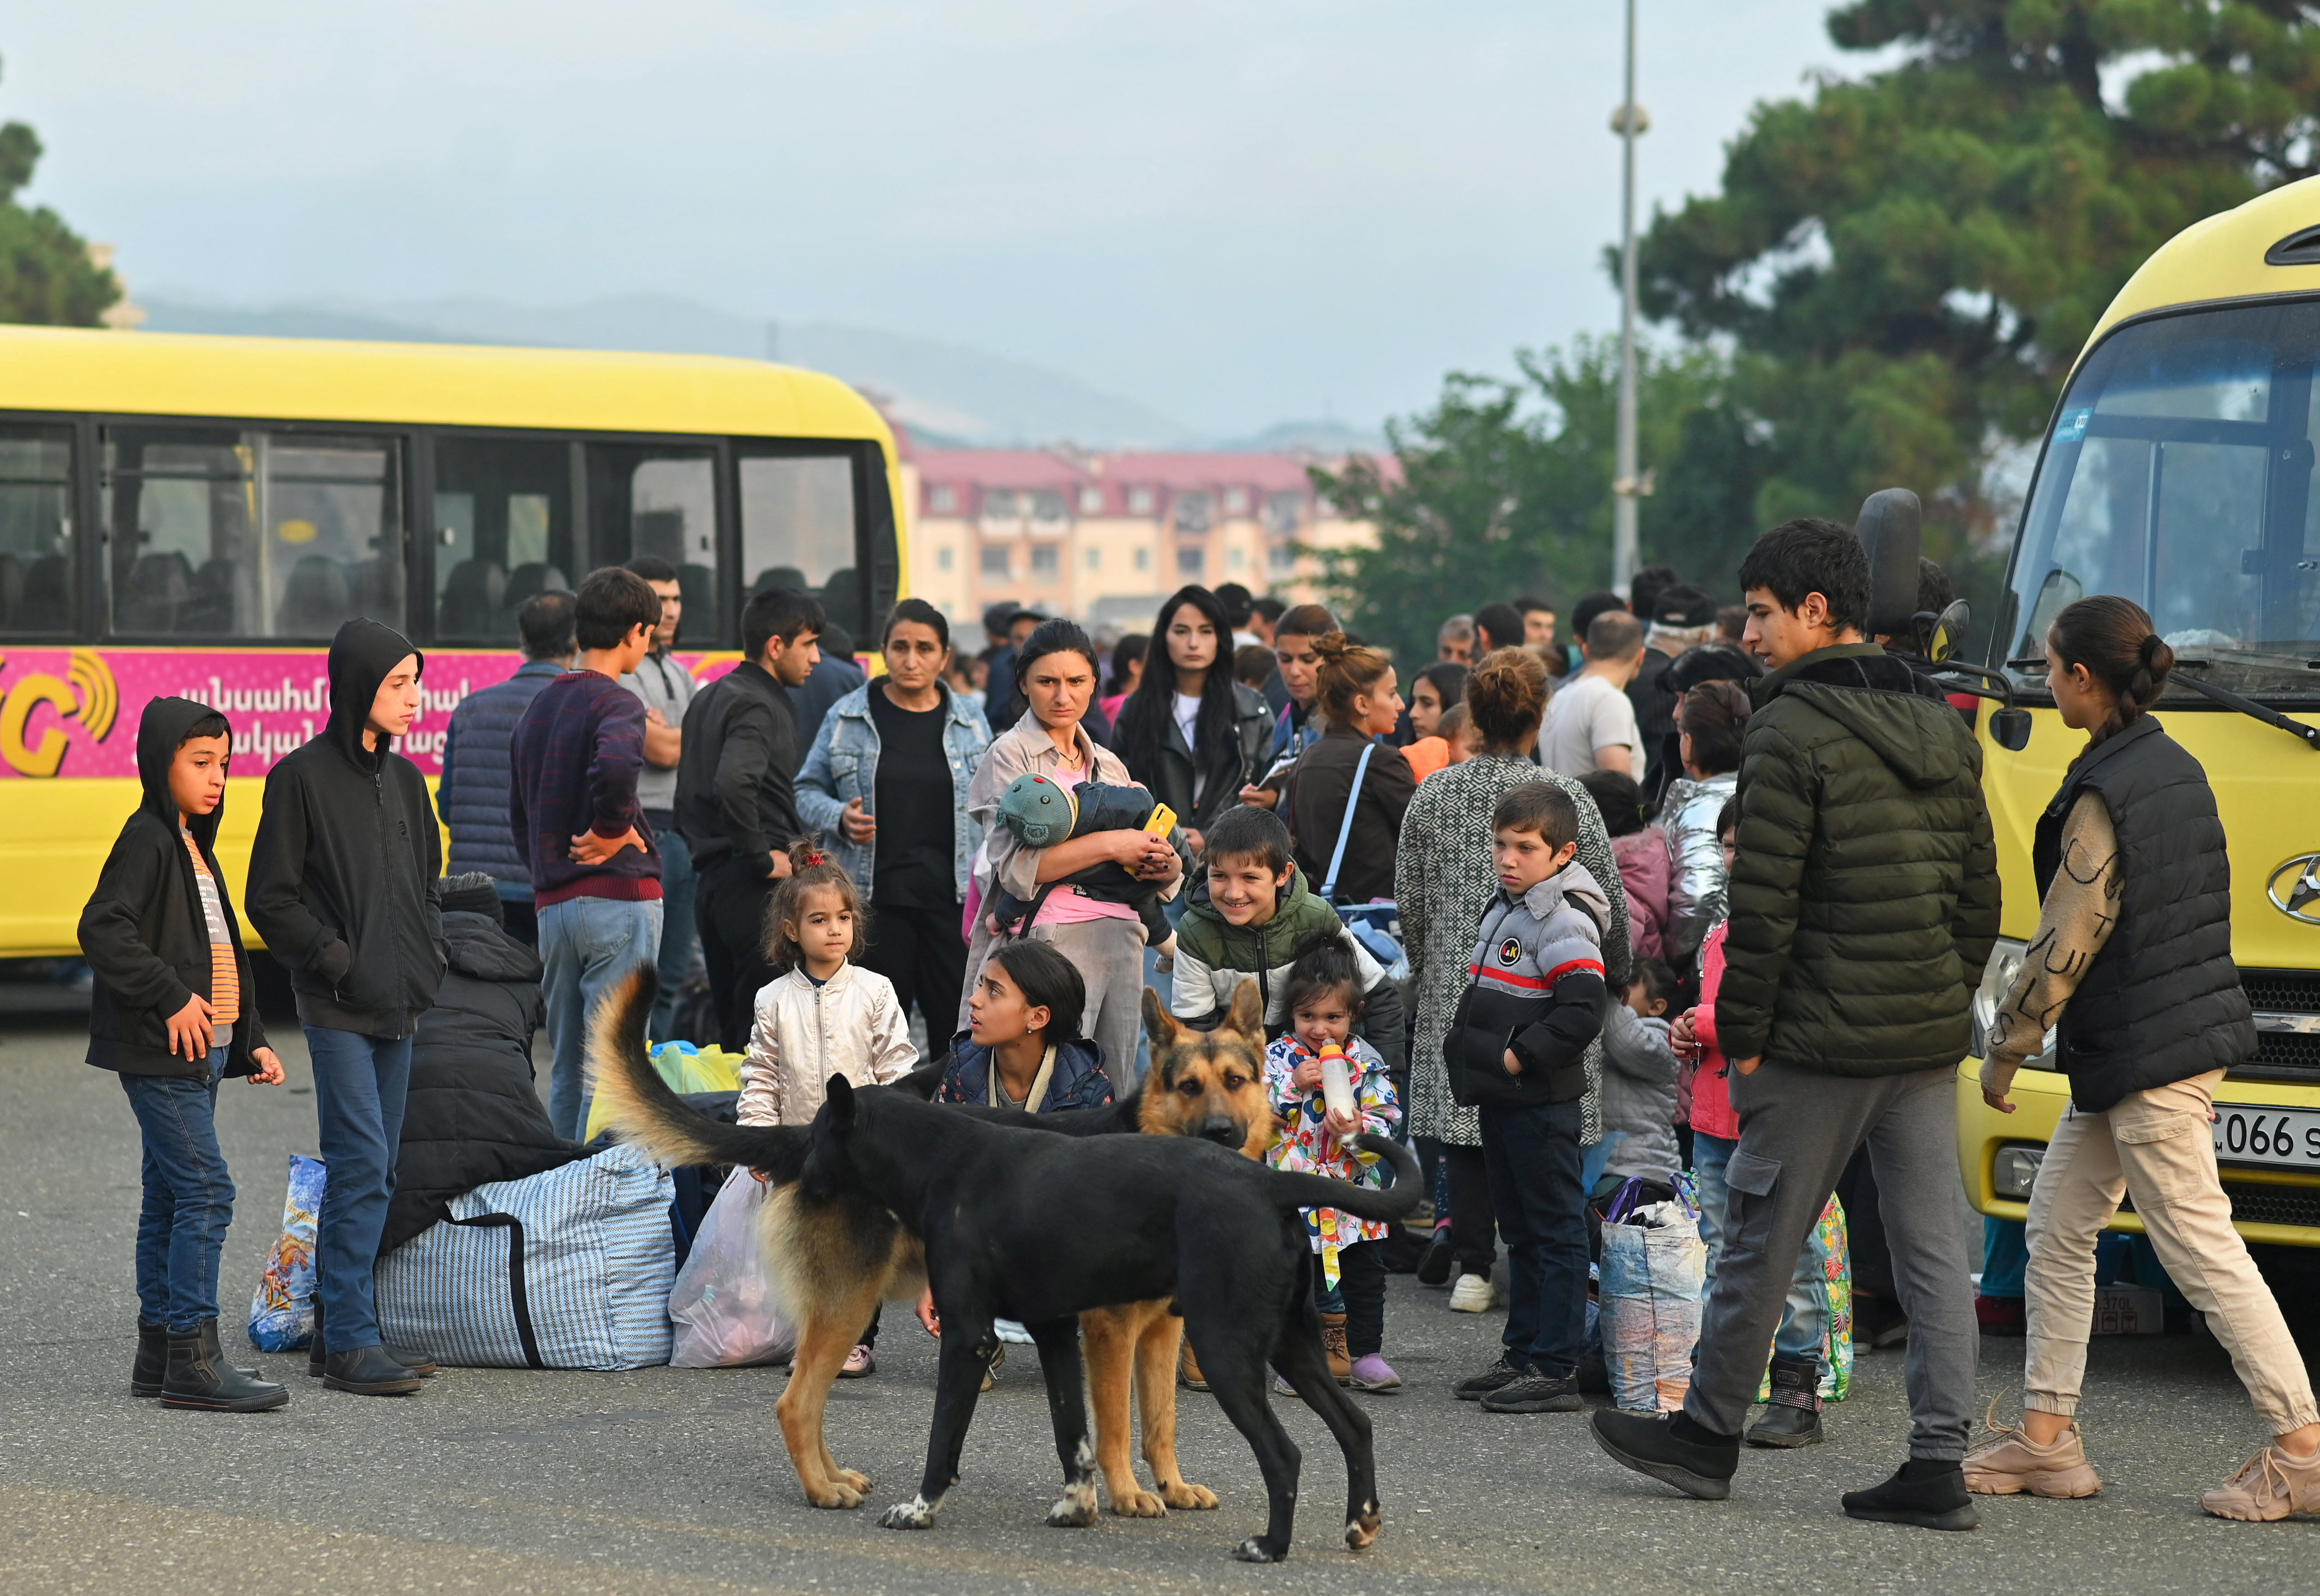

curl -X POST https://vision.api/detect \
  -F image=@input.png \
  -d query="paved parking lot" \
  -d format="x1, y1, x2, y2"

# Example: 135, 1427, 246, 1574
3, 1009, 2315, 1595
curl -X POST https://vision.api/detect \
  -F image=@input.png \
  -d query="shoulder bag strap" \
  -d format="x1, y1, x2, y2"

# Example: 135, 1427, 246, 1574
447, 1212, 542, 1370
1320, 741, 1375, 905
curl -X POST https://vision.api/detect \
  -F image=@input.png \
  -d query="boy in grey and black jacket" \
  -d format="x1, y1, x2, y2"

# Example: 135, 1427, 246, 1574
1445, 782, 1611, 1417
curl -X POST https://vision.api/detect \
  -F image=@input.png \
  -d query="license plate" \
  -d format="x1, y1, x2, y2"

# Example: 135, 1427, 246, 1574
2212, 1105, 2320, 1170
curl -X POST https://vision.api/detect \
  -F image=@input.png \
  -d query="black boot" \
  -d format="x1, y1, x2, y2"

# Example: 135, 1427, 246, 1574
160, 1320, 289, 1412
1841, 1458, 1979, 1530
1747, 1353, 1824, 1448
323, 1344, 424, 1396
1415, 1226, 1455, 1287
133, 1321, 168, 1398
1590, 1408, 1740, 1500
139, 1320, 260, 1396
310, 1297, 438, 1379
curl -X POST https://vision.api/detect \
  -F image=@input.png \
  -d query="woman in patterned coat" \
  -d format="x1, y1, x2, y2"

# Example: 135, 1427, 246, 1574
1396, 646, 1631, 1311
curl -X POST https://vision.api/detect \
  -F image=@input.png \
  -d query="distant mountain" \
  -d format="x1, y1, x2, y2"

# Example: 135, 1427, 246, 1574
139, 292, 1198, 450
1218, 418, 1389, 455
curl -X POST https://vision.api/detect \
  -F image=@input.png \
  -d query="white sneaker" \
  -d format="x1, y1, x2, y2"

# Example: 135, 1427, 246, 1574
1448, 1273, 1496, 1313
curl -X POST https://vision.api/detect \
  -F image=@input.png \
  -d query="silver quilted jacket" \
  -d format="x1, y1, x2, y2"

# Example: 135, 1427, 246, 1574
1660, 770, 1737, 965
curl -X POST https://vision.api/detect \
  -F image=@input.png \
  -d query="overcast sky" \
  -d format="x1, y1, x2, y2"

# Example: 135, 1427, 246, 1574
5, 2, 1859, 435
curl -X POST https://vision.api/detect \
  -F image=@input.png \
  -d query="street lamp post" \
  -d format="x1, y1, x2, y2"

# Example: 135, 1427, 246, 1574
1610, 0, 1648, 596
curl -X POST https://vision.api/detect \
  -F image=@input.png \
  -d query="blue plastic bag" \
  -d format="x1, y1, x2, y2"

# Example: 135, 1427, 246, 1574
248, 1153, 326, 1352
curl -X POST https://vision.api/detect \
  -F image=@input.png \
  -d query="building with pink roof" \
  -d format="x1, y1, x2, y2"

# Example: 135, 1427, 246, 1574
898, 434, 1387, 630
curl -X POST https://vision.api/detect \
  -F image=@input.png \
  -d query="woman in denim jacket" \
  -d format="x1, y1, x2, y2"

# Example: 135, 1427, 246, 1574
797, 599, 991, 1038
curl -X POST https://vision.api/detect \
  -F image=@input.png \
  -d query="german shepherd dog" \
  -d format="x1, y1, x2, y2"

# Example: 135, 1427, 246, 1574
591, 971, 1418, 1562
1021, 982, 1276, 1517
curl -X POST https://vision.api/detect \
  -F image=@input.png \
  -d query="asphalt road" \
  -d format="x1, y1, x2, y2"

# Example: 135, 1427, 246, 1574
3, 1006, 2315, 1596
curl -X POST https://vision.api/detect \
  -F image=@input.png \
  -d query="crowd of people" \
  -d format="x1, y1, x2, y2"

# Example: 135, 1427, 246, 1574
72, 530, 2320, 1527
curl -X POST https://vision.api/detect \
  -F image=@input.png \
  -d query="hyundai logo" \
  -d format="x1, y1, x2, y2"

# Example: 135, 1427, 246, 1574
2267, 854, 2320, 924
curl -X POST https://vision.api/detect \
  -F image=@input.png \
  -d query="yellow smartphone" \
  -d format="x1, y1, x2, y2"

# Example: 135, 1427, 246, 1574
1144, 802, 1178, 837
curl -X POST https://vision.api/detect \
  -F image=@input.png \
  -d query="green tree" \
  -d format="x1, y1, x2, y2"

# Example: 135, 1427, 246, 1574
0, 54, 120, 326
1636, 0, 2320, 553
1309, 338, 1762, 663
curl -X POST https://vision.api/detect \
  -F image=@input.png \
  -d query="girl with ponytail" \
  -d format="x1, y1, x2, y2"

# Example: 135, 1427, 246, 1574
1284, 632, 1414, 905
2044, 594, 2176, 763
1969, 595, 2317, 1518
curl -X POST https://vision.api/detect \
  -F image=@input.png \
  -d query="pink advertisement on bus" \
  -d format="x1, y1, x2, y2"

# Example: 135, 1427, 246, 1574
0, 647, 739, 781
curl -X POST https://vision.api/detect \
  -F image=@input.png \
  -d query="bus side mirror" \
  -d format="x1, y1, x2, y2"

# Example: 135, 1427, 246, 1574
1990, 708, 2032, 751
1926, 599, 1972, 664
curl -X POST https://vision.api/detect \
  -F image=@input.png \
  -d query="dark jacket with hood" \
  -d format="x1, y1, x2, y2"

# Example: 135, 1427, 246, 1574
2032, 715, 2255, 1112
1715, 641, 2001, 1075
938, 1032, 1114, 1114
246, 618, 447, 1038
379, 908, 586, 1256
79, 697, 270, 1079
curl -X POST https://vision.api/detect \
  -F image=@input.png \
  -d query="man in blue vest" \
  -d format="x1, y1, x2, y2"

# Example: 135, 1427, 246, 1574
438, 590, 577, 946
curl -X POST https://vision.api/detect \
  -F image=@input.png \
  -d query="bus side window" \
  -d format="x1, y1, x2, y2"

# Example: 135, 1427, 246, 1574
585, 444, 720, 645
0, 424, 74, 637
102, 426, 402, 640
738, 453, 861, 641
431, 436, 577, 643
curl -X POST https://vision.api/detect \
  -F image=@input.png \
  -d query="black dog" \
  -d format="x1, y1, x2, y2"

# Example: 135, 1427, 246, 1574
594, 981, 1419, 1562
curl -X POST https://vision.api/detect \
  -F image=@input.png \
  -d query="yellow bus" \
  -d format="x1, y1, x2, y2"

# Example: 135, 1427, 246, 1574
1957, 178, 2320, 1248
0, 325, 904, 958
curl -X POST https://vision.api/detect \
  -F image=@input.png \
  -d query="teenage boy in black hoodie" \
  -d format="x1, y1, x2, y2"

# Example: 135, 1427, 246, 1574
247, 618, 447, 1397
81, 697, 289, 1413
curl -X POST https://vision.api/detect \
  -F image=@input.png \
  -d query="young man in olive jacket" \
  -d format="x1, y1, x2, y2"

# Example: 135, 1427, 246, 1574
1592, 519, 2001, 1529
246, 617, 446, 1398
81, 696, 289, 1413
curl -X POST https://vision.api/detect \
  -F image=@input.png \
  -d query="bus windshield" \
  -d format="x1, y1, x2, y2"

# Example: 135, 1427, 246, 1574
2003, 298, 2320, 702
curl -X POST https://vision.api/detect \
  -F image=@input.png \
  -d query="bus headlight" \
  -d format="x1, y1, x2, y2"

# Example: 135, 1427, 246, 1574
1970, 938, 2026, 1059
1969, 937, 2060, 1067
1992, 1143, 2045, 1200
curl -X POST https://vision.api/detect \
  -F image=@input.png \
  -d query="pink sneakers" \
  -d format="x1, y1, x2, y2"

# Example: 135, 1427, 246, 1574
2201, 1443, 2320, 1521
1962, 1409, 2102, 1499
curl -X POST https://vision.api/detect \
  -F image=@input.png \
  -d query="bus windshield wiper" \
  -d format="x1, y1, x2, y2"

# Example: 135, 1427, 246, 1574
2171, 663, 2320, 751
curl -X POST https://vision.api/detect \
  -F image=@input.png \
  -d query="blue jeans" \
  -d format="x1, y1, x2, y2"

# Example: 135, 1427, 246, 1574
307, 1026, 414, 1353
645, 814, 697, 1042
1693, 1130, 1830, 1358
1580, 1130, 1627, 1196
539, 895, 665, 1140
118, 1045, 234, 1332
1479, 1099, 1588, 1375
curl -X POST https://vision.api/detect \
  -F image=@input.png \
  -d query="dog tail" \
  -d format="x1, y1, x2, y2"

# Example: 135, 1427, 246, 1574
1262, 1133, 1422, 1223
585, 966, 808, 1181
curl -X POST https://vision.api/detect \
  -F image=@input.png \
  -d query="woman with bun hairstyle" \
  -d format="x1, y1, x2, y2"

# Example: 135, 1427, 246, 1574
1285, 632, 1415, 905
1660, 679, 1751, 965
1397, 647, 1630, 1315
1970, 596, 2317, 1519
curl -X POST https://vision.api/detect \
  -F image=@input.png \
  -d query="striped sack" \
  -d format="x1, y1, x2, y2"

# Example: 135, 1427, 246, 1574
376, 1143, 677, 1370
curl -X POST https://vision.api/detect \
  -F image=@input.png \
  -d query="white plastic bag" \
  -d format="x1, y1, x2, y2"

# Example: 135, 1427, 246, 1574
1599, 1198, 1707, 1412
668, 1168, 795, 1368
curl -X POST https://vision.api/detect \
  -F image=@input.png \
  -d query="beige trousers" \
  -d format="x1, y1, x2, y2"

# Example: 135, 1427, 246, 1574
2023, 1070, 2319, 1433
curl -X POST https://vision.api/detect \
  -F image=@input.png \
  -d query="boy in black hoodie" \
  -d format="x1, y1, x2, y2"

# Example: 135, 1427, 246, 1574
247, 618, 446, 1397
82, 697, 290, 1413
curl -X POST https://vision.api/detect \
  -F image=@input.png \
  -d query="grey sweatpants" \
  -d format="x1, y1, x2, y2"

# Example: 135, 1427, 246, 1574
1683, 1060, 1976, 1459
